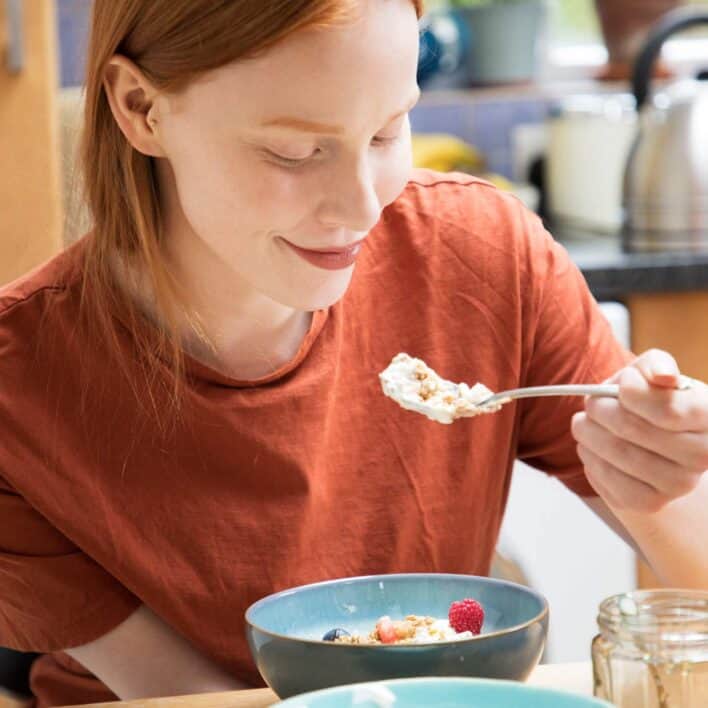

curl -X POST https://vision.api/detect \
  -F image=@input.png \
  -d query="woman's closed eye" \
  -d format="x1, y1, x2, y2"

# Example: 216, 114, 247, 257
266, 148, 321, 167
267, 132, 403, 168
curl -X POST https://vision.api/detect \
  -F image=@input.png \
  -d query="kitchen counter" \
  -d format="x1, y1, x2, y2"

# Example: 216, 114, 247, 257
553, 226, 708, 300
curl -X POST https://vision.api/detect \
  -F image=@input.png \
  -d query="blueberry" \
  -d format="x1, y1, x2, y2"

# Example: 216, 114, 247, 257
322, 628, 351, 641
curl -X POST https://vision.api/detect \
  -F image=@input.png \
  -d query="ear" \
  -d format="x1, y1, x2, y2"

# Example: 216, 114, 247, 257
103, 55, 166, 158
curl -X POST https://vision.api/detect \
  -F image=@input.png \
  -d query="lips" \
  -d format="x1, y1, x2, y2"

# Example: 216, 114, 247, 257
281, 237, 366, 271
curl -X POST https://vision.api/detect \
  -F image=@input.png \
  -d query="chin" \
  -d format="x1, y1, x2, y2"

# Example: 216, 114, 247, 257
287, 267, 355, 311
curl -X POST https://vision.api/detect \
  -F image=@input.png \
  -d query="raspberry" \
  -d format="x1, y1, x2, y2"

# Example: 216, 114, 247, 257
448, 598, 484, 634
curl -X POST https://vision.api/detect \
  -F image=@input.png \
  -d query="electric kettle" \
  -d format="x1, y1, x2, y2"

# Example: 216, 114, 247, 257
623, 7, 708, 252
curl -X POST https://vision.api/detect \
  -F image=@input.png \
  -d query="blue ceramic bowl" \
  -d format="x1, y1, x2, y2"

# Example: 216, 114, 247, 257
245, 573, 549, 699
276, 677, 612, 707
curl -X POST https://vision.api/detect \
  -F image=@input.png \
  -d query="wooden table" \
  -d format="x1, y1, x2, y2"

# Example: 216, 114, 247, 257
55, 662, 594, 707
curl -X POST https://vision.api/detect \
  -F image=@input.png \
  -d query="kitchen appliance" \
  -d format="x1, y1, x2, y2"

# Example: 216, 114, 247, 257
547, 94, 637, 234
623, 7, 708, 252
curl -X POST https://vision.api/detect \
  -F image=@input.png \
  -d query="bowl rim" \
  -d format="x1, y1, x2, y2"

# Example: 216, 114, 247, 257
276, 676, 611, 706
244, 572, 549, 648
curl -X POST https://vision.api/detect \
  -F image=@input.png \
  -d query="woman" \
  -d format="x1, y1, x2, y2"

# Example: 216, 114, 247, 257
0, 1, 706, 705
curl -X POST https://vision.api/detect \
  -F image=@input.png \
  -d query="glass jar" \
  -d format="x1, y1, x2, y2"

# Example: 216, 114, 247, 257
592, 590, 708, 707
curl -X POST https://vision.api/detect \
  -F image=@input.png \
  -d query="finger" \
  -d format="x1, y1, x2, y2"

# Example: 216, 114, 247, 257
571, 412, 701, 498
615, 366, 708, 433
630, 348, 681, 388
584, 396, 708, 471
576, 443, 667, 513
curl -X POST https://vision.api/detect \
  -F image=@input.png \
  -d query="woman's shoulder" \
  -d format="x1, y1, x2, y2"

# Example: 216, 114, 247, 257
385, 168, 538, 248
397, 168, 521, 214
0, 239, 84, 328
403, 167, 494, 194
0, 241, 86, 382
376, 168, 547, 268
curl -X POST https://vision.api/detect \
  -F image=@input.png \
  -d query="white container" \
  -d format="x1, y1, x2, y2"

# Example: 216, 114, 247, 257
547, 95, 637, 234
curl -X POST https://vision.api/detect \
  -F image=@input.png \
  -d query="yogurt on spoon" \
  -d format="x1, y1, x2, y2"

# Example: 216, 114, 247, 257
379, 353, 503, 424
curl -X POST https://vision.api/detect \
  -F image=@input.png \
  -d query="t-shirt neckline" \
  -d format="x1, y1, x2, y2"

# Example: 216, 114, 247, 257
183, 308, 330, 388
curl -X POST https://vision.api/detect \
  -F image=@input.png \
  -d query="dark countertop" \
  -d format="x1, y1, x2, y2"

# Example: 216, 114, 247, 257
552, 226, 708, 301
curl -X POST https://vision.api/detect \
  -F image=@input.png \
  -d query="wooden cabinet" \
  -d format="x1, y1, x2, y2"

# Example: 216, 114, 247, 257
629, 292, 708, 382
0, 0, 62, 286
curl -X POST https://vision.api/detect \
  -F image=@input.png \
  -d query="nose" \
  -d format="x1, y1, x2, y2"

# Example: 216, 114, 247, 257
316, 158, 382, 233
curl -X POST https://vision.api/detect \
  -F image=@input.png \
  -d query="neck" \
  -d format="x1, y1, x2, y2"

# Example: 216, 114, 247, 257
172, 240, 314, 380
182, 295, 313, 381
114, 240, 312, 383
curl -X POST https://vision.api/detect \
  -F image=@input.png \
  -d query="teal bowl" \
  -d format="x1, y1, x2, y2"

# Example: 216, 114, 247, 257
245, 573, 549, 699
276, 677, 612, 707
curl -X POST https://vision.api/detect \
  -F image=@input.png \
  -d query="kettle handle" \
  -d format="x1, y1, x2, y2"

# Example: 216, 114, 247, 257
633, 6, 708, 110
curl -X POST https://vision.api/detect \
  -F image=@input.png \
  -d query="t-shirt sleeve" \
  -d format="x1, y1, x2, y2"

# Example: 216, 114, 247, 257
0, 478, 141, 652
514, 206, 634, 497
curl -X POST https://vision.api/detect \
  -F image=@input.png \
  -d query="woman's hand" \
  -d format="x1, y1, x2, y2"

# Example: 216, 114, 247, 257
571, 349, 708, 513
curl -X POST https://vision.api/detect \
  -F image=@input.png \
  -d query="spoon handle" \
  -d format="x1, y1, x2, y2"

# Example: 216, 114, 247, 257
481, 375, 696, 407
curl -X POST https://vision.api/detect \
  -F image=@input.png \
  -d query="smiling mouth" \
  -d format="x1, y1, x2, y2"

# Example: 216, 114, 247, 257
280, 238, 365, 271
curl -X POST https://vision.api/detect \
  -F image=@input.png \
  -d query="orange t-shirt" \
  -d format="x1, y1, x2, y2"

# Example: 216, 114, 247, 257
0, 171, 630, 706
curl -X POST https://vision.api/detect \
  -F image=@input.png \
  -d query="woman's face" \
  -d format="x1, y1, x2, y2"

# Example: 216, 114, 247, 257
154, 0, 420, 312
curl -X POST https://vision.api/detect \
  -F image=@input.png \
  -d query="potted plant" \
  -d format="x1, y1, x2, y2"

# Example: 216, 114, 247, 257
447, 0, 547, 85
594, 0, 683, 81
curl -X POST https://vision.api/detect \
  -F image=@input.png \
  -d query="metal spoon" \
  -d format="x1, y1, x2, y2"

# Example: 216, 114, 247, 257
476, 375, 695, 409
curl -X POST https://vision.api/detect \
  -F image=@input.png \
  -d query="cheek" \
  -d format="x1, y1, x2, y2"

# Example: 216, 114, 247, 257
168, 142, 310, 239
248, 167, 315, 214
374, 136, 413, 208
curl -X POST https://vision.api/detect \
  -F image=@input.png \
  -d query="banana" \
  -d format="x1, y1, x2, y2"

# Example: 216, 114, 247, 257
411, 133, 486, 174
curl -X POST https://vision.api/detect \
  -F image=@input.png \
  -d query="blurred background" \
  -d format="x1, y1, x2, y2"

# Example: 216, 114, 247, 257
1, 0, 708, 703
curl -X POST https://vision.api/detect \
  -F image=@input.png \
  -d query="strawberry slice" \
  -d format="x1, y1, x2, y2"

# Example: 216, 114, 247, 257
376, 616, 397, 644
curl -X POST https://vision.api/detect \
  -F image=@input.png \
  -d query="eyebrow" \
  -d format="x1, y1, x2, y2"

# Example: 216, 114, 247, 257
260, 90, 421, 135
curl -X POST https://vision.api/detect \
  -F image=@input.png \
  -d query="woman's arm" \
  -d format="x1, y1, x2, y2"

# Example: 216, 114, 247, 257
584, 479, 708, 589
66, 604, 248, 700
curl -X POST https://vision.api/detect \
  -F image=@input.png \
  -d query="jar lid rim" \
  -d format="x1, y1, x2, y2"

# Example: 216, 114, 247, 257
598, 590, 708, 644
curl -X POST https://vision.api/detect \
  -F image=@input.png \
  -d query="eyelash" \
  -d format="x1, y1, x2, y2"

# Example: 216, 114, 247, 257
268, 135, 400, 168
270, 153, 315, 168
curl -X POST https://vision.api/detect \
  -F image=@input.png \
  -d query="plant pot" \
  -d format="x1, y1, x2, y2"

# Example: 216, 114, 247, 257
453, 0, 546, 86
594, 0, 682, 81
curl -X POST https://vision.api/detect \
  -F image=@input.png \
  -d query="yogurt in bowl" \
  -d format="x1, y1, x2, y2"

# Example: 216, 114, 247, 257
323, 598, 484, 645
